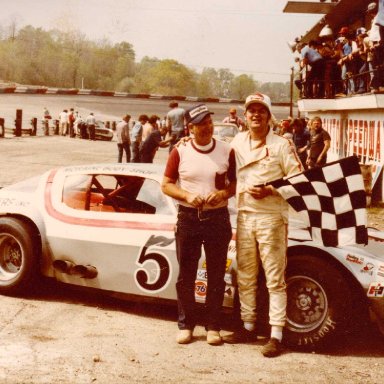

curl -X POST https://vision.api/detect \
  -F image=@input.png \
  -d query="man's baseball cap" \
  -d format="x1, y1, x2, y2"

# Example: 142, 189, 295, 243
185, 104, 214, 125
338, 26, 349, 36
244, 93, 272, 115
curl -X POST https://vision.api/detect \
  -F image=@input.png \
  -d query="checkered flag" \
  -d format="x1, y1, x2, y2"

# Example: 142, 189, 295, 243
270, 156, 368, 247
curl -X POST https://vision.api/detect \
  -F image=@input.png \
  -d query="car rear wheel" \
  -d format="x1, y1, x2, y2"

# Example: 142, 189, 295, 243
284, 254, 353, 350
0, 218, 39, 295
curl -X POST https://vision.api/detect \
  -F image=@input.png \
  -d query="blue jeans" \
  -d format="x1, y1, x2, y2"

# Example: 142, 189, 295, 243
175, 206, 232, 331
117, 142, 131, 163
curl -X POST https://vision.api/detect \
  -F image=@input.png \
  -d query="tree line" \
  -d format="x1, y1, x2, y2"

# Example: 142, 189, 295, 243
0, 24, 295, 102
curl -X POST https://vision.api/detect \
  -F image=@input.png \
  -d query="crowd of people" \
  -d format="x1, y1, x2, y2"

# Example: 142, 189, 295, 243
295, 1, 384, 98
43, 107, 99, 140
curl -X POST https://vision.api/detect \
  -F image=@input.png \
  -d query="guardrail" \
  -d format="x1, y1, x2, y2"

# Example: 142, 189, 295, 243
0, 84, 291, 106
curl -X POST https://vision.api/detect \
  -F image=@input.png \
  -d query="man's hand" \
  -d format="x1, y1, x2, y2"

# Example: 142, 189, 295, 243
247, 185, 272, 200
205, 190, 228, 206
185, 192, 205, 208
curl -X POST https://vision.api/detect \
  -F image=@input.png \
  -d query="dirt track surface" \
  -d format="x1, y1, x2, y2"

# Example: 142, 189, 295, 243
1, 135, 383, 384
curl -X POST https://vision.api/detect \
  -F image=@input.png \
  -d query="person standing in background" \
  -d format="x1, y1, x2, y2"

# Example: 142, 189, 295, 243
59, 109, 68, 136
306, 116, 331, 169
140, 124, 172, 163
68, 108, 76, 138
291, 118, 310, 169
131, 114, 148, 162
116, 114, 131, 163
166, 101, 185, 152
86, 112, 96, 141
142, 115, 159, 143
222, 107, 246, 131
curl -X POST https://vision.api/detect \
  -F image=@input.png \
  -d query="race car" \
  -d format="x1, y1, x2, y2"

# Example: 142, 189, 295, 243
213, 122, 239, 142
0, 163, 383, 350
74, 120, 114, 141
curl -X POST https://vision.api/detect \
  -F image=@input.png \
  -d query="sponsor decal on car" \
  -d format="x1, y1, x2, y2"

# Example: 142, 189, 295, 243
224, 273, 233, 284
228, 243, 236, 255
346, 254, 364, 265
195, 281, 207, 298
196, 270, 232, 284
134, 235, 173, 293
197, 269, 208, 281
367, 282, 384, 298
360, 262, 375, 275
202, 259, 232, 271
0, 198, 30, 207
377, 265, 384, 278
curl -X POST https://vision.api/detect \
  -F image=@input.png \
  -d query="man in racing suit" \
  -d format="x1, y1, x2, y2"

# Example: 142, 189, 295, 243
225, 93, 302, 357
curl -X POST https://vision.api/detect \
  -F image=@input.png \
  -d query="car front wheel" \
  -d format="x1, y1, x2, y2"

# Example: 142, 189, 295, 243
284, 254, 353, 350
0, 217, 39, 295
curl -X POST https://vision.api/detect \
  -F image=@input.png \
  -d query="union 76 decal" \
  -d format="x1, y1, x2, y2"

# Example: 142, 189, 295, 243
134, 235, 174, 293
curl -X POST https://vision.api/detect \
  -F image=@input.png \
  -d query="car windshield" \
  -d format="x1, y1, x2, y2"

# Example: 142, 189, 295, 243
215, 126, 237, 137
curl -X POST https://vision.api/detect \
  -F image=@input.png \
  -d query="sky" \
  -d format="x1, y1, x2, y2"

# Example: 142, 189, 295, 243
1, 0, 321, 83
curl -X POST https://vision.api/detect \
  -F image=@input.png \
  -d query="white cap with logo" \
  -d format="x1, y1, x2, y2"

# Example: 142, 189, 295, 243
244, 93, 272, 115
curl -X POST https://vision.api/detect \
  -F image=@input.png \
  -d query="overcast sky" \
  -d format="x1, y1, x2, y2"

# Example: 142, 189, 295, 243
1, 0, 320, 83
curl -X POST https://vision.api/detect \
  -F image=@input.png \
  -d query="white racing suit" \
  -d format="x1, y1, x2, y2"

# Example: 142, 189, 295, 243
231, 129, 302, 327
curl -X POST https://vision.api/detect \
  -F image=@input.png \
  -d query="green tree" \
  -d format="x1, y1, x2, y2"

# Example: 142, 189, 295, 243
228, 74, 257, 100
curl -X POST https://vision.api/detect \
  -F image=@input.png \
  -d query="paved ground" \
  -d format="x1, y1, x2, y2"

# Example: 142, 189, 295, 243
0, 134, 169, 187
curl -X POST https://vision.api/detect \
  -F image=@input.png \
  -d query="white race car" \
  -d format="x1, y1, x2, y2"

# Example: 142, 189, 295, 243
0, 163, 383, 349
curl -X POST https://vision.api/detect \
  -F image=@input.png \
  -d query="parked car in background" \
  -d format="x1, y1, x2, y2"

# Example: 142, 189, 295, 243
0, 163, 383, 350
213, 122, 239, 142
74, 120, 114, 141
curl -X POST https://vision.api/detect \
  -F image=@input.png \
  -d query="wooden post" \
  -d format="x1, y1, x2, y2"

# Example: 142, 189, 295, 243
15, 109, 22, 137
54, 119, 59, 135
0, 117, 4, 138
31, 117, 37, 136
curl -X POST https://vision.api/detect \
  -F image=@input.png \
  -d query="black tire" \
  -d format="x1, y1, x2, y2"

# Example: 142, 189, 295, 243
284, 254, 353, 350
0, 217, 39, 295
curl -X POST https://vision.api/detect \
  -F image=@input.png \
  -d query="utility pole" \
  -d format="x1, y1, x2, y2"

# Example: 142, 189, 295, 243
290, 67, 294, 117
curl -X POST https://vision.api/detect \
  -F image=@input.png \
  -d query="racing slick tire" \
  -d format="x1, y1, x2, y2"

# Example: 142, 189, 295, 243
284, 254, 353, 350
0, 217, 39, 295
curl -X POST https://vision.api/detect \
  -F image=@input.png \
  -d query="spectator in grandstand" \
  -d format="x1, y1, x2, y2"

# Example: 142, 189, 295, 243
297, 40, 325, 98
353, 27, 370, 94
367, 2, 384, 92
337, 27, 358, 95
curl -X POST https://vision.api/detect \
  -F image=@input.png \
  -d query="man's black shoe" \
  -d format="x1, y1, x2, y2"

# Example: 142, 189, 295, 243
222, 328, 258, 344
261, 337, 282, 357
